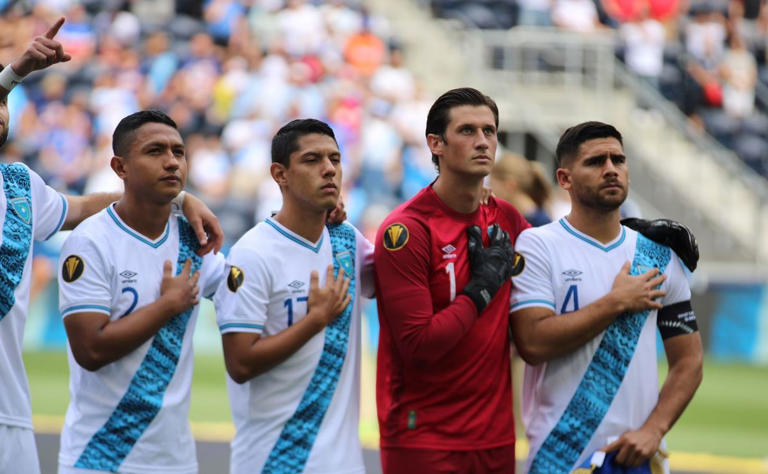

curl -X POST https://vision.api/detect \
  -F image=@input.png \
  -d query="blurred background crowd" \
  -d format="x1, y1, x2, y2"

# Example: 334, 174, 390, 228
430, 0, 768, 177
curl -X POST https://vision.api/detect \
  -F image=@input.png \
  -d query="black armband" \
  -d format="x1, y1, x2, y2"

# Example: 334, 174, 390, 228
657, 300, 698, 339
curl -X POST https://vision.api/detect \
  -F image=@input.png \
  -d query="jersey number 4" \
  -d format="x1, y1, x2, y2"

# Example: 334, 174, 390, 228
560, 284, 580, 313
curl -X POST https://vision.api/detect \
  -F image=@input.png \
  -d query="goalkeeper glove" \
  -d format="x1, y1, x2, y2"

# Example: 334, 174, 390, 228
621, 218, 699, 272
462, 223, 515, 313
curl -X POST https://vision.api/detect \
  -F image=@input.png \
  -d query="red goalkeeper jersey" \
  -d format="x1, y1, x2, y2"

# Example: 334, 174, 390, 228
374, 185, 530, 450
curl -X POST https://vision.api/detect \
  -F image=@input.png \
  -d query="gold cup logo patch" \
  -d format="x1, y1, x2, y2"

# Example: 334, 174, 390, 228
227, 265, 244, 292
510, 251, 526, 276
62, 255, 85, 283
383, 223, 409, 251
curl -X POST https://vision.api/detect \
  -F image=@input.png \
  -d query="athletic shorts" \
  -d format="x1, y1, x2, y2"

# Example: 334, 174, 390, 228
381, 444, 516, 474
0, 424, 40, 474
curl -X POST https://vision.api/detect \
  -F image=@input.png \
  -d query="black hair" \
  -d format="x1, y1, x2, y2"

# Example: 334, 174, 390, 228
425, 87, 499, 170
112, 110, 178, 157
271, 118, 337, 167
555, 121, 623, 168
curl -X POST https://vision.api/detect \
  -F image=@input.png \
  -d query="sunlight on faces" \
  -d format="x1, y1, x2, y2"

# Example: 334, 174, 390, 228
557, 137, 629, 211
272, 133, 342, 213
428, 105, 498, 178
111, 122, 187, 204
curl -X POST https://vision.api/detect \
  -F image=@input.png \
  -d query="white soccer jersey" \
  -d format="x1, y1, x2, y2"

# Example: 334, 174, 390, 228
57, 204, 226, 473
214, 217, 374, 474
510, 218, 690, 473
0, 163, 67, 430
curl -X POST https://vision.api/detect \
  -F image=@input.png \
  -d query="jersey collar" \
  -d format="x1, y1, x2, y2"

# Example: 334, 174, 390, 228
559, 217, 626, 252
265, 217, 325, 253
107, 204, 171, 248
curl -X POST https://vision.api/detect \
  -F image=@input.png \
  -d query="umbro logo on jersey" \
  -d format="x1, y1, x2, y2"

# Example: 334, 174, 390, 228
288, 280, 305, 290
441, 244, 457, 259
227, 266, 244, 292
62, 255, 85, 283
562, 269, 582, 282
120, 270, 137, 280
383, 223, 408, 251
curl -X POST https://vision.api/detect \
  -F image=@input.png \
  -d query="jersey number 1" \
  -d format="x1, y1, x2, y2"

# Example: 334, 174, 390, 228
445, 262, 456, 302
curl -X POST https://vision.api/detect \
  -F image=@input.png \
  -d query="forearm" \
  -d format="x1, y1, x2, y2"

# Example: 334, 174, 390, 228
224, 315, 325, 383
642, 342, 703, 436
63, 192, 121, 230
514, 293, 624, 364
68, 299, 177, 370
387, 294, 478, 367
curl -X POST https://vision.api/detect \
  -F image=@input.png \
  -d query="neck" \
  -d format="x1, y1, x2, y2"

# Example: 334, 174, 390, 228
274, 198, 327, 243
432, 171, 485, 214
114, 195, 172, 239
566, 204, 622, 244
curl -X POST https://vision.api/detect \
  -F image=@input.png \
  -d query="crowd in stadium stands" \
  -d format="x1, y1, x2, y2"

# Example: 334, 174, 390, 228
429, 0, 768, 178
0, 0, 437, 249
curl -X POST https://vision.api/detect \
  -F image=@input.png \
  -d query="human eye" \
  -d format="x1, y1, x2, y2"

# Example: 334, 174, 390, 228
483, 127, 495, 136
612, 155, 626, 165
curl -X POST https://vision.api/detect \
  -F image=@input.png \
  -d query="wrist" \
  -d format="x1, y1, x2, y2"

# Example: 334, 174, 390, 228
303, 310, 328, 332
0, 65, 24, 92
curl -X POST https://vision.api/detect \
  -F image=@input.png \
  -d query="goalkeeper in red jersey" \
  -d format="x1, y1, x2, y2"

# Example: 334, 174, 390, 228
373, 87, 529, 473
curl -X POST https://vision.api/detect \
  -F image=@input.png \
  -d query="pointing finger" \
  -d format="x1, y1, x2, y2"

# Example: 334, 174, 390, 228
45, 17, 65, 40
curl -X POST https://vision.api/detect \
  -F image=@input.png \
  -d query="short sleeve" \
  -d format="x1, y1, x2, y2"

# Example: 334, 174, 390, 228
214, 244, 270, 334
58, 233, 111, 318
28, 164, 67, 241
355, 228, 375, 299
200, 251, 227, 300
661, 251, 692, 306
509, 229, 556, 312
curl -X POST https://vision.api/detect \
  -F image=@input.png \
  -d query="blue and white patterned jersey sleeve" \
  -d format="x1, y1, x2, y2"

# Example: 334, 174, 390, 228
510, 228, 556, 313
58, 232, 111, 318
214, 244, 270, 335
27, 164, 67, 241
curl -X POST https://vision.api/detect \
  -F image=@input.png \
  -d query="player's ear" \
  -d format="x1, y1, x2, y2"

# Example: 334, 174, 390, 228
270, 162, 288, 189
426, 133, 443, 157
555, 167, 572, 190
110, 155, 127, 180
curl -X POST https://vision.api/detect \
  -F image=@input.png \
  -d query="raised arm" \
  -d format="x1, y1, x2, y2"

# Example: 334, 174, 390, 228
0, 17, 71, 100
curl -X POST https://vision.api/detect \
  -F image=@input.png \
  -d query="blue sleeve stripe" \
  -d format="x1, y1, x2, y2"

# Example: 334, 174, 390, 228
44, 193, 68, 241
62, 304, 111, 316
219, 322, 264, 331
511, 299, 555, 310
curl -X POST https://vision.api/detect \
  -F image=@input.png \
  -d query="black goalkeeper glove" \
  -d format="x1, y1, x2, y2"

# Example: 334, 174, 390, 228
621, 218, 699, 272
462, 223, 515, 313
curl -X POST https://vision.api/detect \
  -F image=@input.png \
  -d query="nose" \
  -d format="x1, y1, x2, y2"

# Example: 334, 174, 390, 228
602, 157, 618, 177
474, 130, 489, 150
163, 150, 181, 170
321, 156, 337, 178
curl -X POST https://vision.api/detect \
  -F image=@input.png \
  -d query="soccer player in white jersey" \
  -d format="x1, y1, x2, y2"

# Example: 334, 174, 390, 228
509, 121, 703, 473
214, 118, 374, 474
57, 110, 227, 474
0, 22, 222, 474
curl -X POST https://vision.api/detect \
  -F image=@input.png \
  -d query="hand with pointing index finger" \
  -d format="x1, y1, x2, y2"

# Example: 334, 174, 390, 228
10, 17, 72, 77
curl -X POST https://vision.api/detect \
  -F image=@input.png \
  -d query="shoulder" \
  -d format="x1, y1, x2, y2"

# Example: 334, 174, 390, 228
516, 221, 563, 250
65, 208, 110, 243
489, 197, 531, 236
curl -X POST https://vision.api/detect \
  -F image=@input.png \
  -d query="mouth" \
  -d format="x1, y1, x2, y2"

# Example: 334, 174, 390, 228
160, 176, 181, 184
321, 183, 338, 193
472, 155, 492, 162
601, 182, 623, 190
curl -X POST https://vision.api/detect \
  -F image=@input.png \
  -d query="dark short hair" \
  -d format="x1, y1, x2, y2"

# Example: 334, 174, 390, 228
425, 87, 499, 170
112, 110, 178, 157
271, 118, 338, 167
555, 121, 623, 168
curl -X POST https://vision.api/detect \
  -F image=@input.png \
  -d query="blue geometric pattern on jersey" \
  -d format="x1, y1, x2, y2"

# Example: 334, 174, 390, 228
75, 217, 201, 472
0, 164, 32, 321
262, 223, 356, 474
529, 235, 671, 474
